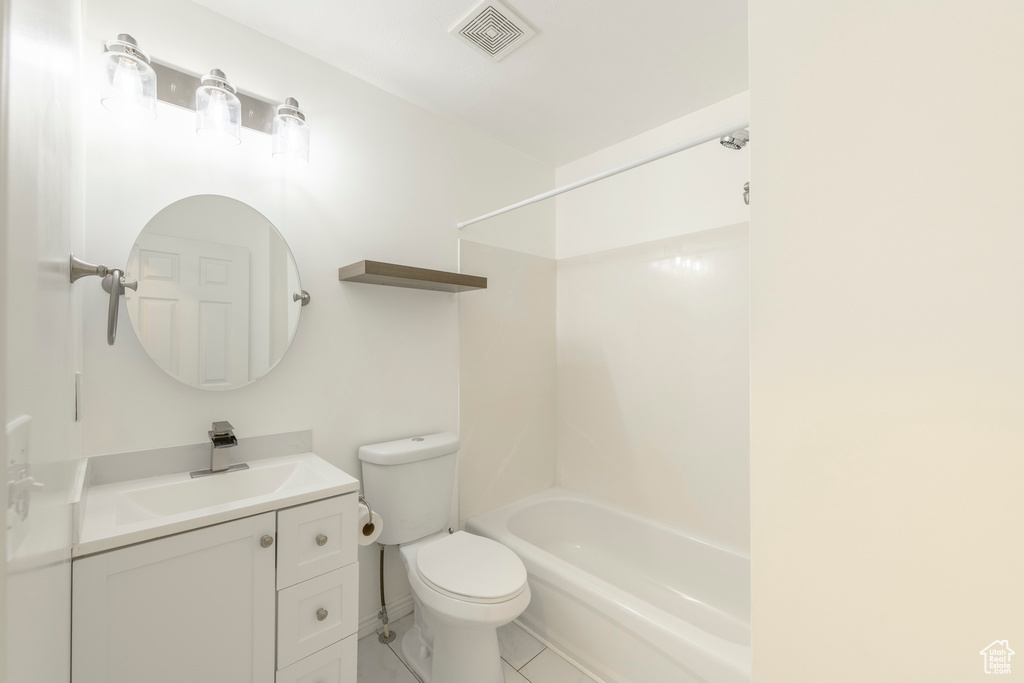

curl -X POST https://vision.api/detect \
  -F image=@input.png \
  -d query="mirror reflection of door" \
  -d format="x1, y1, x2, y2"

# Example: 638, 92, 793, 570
127, 233, 250, 388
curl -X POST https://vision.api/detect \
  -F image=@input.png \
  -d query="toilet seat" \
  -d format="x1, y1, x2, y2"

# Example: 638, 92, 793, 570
415, 531, 527, 604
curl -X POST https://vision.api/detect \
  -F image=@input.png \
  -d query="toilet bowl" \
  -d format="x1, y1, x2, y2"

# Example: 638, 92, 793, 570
397, 531, 531, 683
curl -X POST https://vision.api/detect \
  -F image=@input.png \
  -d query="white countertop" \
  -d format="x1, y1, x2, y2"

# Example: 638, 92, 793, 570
74, 452, 359, 557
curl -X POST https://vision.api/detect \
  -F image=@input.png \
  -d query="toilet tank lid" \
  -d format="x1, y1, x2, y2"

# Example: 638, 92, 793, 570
358, 432, 460, 465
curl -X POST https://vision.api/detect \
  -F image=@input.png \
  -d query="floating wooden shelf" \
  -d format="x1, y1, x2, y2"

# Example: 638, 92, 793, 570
338, 260, 487, 293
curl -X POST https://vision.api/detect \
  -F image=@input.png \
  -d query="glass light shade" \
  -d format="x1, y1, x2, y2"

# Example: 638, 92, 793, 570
195, 71, 241, 145
272, 99, 309, 163
100, 36, 157, 121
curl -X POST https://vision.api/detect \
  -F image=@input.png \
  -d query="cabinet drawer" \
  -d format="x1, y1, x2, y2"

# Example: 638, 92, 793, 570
276, 634, 356, 683
277, 563, 359, 669
277, 494, 357, 588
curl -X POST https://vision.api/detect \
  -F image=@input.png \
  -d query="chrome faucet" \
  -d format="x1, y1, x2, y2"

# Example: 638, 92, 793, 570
190, 421, 248, 478
209, 421, 238, 472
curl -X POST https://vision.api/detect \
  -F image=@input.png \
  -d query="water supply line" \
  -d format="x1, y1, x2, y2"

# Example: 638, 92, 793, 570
377, 543, 396, 644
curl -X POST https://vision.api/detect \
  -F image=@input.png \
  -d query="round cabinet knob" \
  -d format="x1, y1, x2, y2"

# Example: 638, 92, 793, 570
260, 535, 274, 548
315, 534, 328, 546
316, 608, 328, 621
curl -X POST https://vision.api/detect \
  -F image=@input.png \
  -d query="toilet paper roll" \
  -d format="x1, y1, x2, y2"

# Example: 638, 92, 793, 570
357, 502, 383, 546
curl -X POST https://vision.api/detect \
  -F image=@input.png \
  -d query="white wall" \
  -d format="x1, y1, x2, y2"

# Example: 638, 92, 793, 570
556, 92, 748, 260
3, 0, 85, 681
0, 2, 9, 676
750, 2, 1024, 680
456, 95, 751, 533
81, 0, 552, 627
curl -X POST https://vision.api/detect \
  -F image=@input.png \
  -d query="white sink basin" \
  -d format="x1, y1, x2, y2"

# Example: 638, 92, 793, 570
116, 460, 307, 524
75, 452, 359, 556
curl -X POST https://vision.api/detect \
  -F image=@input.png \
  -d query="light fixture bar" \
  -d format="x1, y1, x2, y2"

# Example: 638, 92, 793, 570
147, 59, 277, 134
98, 37, 309, 157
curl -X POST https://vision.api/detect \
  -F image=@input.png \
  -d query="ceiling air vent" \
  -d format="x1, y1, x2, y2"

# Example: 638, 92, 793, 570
450, 1, 537, 62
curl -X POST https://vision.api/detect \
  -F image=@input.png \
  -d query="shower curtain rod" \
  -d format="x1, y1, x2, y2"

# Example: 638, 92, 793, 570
456, 118, 750, 229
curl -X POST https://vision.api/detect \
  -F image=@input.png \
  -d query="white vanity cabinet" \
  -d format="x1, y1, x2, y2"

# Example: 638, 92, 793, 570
72, 494, 359, 683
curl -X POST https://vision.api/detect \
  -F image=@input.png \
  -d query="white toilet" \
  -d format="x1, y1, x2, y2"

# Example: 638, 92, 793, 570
359, 433, 530, 683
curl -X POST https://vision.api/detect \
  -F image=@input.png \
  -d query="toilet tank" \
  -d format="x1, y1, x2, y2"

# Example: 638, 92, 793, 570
358, 433, 459, 545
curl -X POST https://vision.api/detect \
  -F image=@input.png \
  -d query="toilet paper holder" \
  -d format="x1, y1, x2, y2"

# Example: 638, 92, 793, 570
358, 494, 376, 537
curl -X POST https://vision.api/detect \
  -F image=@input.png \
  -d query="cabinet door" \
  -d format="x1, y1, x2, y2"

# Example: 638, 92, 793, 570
73, 513, 277, 683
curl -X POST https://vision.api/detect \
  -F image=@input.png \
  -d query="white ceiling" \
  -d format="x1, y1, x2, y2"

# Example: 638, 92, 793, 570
193, 0, 748, 165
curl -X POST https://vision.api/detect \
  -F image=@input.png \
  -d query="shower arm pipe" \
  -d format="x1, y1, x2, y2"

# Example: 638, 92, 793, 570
456, 117, 749, 229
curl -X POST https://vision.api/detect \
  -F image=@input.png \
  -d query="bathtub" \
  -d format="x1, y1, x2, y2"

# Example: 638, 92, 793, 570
467, 488, 750, 683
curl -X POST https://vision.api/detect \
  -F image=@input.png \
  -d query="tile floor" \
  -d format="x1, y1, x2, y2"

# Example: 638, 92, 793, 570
357, 612, 598, 683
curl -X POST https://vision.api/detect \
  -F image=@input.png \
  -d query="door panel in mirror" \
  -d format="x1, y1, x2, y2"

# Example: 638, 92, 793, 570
125, 195, 302, 391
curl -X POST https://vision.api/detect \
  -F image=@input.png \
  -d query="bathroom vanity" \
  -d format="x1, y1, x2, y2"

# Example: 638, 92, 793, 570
70, 443, 360, 683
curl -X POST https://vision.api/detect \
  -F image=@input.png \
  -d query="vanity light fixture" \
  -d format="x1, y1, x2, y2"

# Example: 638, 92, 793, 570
99, 35, 311, 158
195, 69, 242, 145
99, 34, 157, 120
272, 98, 310, 163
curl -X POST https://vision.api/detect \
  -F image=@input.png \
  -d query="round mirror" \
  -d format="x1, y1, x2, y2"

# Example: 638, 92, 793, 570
125, 195, 304, 390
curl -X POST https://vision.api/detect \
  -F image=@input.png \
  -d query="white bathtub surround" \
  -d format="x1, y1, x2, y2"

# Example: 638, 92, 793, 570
556, 224, 750, 549
456, 96, 751, 682
459, 241, 557, 522
469, 487, 750, 683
